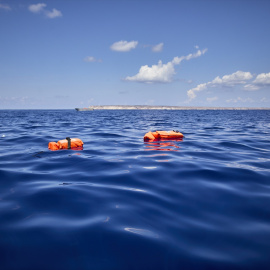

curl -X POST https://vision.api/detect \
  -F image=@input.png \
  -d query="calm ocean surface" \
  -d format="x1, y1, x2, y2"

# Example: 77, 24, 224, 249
0, 109, 270, 270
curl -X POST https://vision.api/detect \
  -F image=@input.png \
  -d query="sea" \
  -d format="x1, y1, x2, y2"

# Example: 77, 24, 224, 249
0, 109, 270, 270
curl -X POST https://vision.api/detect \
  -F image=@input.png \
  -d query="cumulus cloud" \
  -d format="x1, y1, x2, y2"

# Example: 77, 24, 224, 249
243, 84, 260, 91
110, 40, 138, 52
0, 3, 11, 10
152, 43, 164, 52
187, 71, 254, 100
252, 72, 270, 85
126, 60, 175, 83
187, 83, 209, 99
211, 71, 253, 85
84, 56, 102, 63
45, 8, 62, 18
172, 48, 208, 65
244, 72, 270, 91
125, 48, 207, 83
28, 3, 46, 13
28, 3, 62, 18
187, 71, 270, 100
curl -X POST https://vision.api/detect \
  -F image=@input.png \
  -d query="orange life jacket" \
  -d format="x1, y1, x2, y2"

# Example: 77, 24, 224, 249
48, 137, 83, 150
144, 130, 184, 141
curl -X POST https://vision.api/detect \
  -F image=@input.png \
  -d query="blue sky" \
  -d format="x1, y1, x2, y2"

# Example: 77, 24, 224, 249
1, 0, 270, 109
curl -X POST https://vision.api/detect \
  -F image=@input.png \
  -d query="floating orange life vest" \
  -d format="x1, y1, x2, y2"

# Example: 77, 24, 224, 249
48, 137, 83, 150
144, 130, 184, 141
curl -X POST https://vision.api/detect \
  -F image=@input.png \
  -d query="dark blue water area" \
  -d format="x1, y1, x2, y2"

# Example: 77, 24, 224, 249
0, 109, 270, 270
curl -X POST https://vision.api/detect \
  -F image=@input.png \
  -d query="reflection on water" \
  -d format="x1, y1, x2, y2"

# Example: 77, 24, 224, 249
0, 109, 270, 270
124, 227, 159, 239
144, 139, 182, 151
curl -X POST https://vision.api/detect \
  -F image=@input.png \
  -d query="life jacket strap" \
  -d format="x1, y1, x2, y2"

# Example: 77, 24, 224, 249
66, 137, 71, 149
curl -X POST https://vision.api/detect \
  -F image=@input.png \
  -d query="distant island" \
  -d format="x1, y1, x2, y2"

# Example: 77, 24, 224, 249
75, 105, 270, 111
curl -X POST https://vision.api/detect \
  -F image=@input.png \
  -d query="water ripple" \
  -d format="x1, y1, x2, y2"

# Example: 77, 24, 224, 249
0, 110, 270, 269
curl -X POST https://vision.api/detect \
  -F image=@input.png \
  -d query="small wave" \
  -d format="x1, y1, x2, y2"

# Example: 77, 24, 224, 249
1, 109, 270, 269
124, 227, 159, 238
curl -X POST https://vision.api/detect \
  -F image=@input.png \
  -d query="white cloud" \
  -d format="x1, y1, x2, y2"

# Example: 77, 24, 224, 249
187, 83, 208, 99
29, 3, 46, 13
212, 71, 253, 85
45, 8, 62, 18
188, 71, 270, 100
0, 3, 11, 10
187, 71, 253, 100
243, 72, 270, 91
125, 48, 207, 83
172, 48, 208, 65
125, 60, 175, 83
243, 84, 260, 91
152, 43, 164, 52
110, 40, 138, 52
252, 72, 270, 85
28, 3, 62, 18
84, 56, 102, 63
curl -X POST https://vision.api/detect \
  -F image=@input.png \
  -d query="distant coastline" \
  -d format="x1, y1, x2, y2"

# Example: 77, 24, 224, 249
75, 105, 270, 111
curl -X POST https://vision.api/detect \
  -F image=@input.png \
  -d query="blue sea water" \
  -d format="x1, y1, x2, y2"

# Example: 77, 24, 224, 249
0, 109, 270, 270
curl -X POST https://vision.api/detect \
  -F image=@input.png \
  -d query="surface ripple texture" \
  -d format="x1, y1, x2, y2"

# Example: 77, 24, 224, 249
0, 109, 270, 270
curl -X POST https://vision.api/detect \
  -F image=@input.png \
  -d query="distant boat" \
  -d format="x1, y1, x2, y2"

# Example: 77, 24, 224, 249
75, 107, 94, 111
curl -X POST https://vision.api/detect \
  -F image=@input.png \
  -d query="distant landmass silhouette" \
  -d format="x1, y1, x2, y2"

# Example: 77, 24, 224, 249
75, 105, 270, 111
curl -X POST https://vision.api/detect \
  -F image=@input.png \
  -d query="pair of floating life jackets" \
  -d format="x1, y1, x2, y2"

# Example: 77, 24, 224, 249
144, 130, 184, 141
48, 137, 83, 151
49, 131, 184, 150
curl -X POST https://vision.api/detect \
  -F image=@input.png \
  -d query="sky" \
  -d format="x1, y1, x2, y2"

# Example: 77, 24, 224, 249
0, 0, 270, 109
